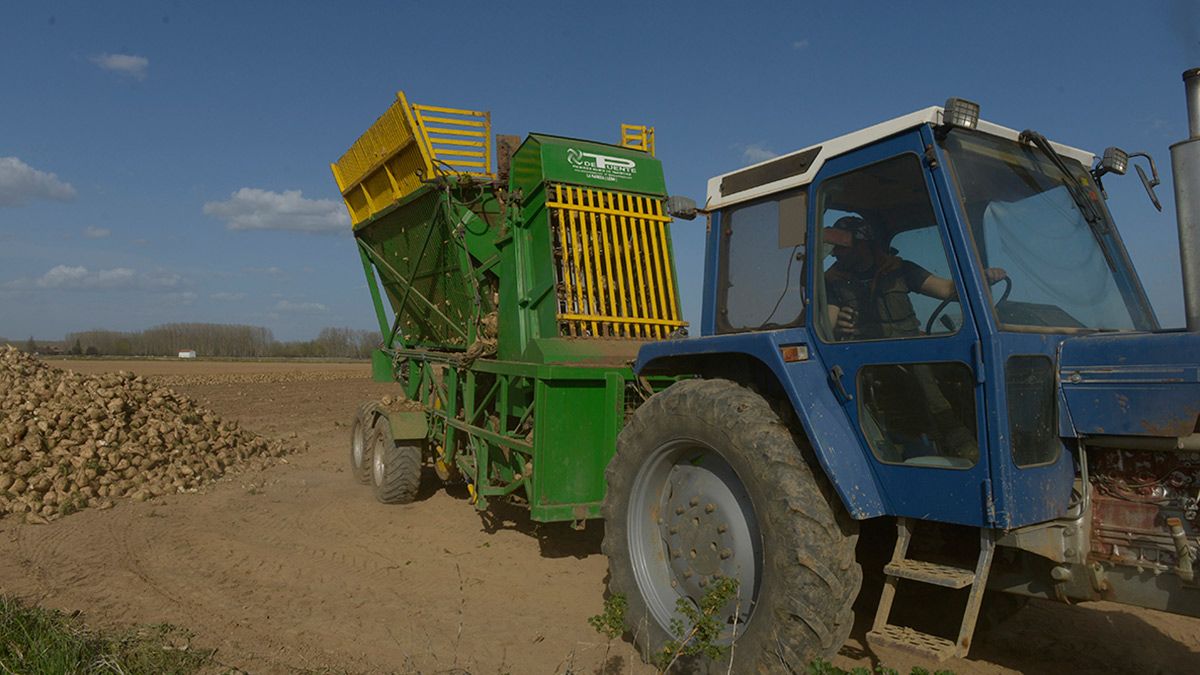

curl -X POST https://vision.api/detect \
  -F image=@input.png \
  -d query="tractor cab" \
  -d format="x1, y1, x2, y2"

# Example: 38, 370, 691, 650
690, 101, 1163, 530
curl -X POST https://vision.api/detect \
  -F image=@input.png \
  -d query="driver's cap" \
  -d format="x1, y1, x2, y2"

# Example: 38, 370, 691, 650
823, 216, 876, 247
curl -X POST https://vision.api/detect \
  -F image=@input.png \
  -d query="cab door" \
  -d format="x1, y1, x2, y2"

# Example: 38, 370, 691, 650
807, 129, 994, 527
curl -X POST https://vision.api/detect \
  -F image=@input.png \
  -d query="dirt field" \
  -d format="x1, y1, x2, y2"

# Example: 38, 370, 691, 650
1, 359, 1197, 674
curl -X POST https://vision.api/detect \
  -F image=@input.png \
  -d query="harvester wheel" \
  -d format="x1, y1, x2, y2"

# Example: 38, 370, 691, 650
602, 378, 861, 673
349, 402, 381, 485
369, 420, 422, 504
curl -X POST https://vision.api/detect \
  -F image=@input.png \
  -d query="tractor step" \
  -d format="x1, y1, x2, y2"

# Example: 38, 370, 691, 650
866, 624, 958, 661
869, 518, 996, 662
883, 559, 976, 589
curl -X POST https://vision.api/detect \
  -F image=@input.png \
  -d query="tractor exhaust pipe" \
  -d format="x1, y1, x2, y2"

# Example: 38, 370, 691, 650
1171, 67, 1200, 332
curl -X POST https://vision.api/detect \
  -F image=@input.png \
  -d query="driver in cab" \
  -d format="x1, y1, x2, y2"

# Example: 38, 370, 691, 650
822, 216, 1006, 340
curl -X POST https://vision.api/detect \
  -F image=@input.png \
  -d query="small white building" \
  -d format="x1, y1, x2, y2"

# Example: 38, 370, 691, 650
178, 349, 197, 359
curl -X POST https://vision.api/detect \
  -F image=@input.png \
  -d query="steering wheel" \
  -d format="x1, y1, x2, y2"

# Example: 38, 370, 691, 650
924, 276, 1012, 335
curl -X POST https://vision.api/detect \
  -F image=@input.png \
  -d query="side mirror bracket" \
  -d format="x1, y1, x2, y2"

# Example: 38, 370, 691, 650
1130, 152, 1163, 212
1091, 147, 1163, 212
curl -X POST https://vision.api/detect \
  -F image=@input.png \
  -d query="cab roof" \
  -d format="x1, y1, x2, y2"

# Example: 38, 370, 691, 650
705, 106, 1097, 210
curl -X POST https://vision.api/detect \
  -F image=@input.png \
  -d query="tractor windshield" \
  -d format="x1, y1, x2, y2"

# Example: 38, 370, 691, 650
940, 130, 1155, 332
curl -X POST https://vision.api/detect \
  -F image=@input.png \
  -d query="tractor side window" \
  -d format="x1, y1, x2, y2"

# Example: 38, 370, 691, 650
814, 154, 960, 342
1006, 356, 1060, 467
858, 362, 979, 468
716, 189, 808, 333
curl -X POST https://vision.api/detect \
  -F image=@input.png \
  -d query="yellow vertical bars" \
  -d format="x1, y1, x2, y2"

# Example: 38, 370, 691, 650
585, 187, 614, 333
623, 192, 653, 338
572, 187, 600, 336
637, 195, 666, 339
619, 190, 648, 333
592, 189, 614, 336
485, 110, 493, 179
635, 196, 663, 339
603, 190, 630, 337
652, 198, 681, 326
547, 184, 683, 338
553, 184, 576, 336
565, 188, 591, 335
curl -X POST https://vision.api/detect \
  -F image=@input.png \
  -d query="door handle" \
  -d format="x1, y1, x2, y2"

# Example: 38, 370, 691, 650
829, 365, 853, 402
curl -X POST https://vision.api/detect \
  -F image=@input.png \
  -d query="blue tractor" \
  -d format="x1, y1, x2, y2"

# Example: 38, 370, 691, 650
602, 70, 1200, 669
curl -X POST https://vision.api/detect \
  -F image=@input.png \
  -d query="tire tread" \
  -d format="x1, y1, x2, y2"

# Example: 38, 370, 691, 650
602, 378, 861, 673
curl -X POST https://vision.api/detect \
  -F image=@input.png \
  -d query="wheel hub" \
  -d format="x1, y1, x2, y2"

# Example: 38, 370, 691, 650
628, 441, 761, 642
662, 480, 737, 598
655, 458, 757, 623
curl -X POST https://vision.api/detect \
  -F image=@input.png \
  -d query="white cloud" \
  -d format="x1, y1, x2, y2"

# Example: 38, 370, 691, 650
91, 53, 149, 80
83, 226, 111, 239
204, 188, 350, 234
210, 291, 246, 301
245, 266, 284, 276
37, 265, 89, 288
792, 39, 810, 50
162, 291, 197, 304
273, 299, 328, 313
741, 144, 779, 163
92, 268, 137, 287
3, 265, 181, 291
0, 157, 76, 207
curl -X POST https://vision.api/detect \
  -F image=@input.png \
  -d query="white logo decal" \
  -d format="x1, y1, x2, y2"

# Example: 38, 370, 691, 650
566, 148, 637, 182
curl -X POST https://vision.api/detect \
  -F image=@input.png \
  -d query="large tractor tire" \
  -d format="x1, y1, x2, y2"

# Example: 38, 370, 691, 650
602, 378, 861, 673
349, 402, 382, 485
369, 418, 422, 504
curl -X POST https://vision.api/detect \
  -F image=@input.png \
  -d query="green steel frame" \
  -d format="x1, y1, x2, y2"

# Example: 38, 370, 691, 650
372, 345, 673, 522
351, 136, 683, 523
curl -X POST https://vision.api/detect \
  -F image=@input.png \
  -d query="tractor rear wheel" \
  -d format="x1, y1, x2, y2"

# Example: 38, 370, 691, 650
369, 418, 422, 504
602, 378, 861, 673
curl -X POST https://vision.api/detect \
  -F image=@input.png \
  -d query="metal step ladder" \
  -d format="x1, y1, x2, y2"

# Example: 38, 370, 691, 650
866, 518, 995, 662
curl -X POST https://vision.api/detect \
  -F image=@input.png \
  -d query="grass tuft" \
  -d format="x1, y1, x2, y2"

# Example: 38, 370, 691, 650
0, 595, 216, 674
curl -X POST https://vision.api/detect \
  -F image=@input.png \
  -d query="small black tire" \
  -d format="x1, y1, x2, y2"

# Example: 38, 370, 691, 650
602, 378, 861, 673
369, 421, 422, 504
349, 402, 382, 485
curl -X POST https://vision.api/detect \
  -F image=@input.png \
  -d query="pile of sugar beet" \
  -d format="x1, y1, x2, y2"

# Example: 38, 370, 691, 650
0, 346, 293, 523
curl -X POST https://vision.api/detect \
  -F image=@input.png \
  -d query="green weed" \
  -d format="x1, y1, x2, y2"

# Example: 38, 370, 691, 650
0, 595, 216, 674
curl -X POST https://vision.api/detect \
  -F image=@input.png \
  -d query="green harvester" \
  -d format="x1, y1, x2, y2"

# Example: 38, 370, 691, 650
332, 93, 684, 523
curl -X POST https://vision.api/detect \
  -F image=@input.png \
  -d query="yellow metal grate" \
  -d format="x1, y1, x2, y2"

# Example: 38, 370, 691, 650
412, 104, 493, 179
331, 92, 494, 227
620, 124, 656, 157
331, 91, 432, 226
547, 184, 684, 339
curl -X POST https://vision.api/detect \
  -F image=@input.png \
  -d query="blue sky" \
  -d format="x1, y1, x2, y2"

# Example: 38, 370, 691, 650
1, 0, 1198, 341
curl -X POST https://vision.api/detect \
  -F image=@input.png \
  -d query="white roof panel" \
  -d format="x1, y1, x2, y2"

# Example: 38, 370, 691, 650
705, 106, 1096, 210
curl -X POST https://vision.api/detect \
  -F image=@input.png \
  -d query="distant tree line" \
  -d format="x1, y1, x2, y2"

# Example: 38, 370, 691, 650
57, 323, 379, 359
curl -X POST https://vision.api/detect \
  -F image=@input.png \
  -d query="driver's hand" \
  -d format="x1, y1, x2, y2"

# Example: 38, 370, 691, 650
984, 267, 1008, 283
834, 306, 856, 338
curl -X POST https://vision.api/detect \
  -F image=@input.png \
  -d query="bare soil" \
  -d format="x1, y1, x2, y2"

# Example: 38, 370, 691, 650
0, 359, 1195, 674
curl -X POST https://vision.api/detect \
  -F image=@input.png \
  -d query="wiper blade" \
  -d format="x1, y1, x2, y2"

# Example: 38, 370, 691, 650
1018, 129, 1108, 232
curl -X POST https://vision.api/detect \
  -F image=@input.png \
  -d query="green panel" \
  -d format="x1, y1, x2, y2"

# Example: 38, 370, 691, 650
529, 369, 625, 522
513, 134, 667, 197
371, 349, 393, 382
355, 183, 501, 352
386, 410, 429, 442
530, 336, 643, 365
